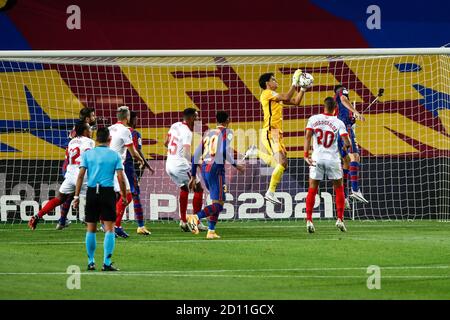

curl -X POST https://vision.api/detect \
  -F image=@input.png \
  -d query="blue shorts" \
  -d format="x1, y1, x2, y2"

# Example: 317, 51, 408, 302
201, 163, 226, 201
338, 125, 359, 158
125, 165, 139, 195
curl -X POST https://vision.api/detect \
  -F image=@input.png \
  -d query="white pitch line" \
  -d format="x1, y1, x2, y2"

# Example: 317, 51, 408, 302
0, 265, 448, 276
0, 273, 449, 280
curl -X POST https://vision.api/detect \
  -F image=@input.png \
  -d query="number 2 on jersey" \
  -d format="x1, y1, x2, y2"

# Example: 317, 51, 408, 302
314, 129, 335, 148
69, 147, 81, 165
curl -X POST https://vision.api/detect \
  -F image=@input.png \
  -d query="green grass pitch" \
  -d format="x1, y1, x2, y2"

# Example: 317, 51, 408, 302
0, 220, 449, 300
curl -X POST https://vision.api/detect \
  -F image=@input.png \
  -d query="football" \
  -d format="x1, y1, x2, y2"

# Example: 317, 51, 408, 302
299, 72, 314, 88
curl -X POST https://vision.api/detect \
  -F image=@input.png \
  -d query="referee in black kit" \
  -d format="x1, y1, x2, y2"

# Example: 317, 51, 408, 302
73, 127, 127, 271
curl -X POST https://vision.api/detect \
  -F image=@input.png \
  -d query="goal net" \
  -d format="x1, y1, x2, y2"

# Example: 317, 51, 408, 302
0, 50, 449, 224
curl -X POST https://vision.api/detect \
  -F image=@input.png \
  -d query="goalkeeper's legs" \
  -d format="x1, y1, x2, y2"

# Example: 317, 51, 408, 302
265, 150, 287, 205
243, 145, 277, 168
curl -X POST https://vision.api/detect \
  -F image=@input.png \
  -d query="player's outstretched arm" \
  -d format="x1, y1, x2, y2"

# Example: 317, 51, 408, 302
285, 87, 308, 106
273, 69, 303, 103
340, 95, 365, 121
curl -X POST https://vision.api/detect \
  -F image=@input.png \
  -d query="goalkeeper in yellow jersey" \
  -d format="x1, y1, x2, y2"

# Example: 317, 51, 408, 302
244, 70, 309, 204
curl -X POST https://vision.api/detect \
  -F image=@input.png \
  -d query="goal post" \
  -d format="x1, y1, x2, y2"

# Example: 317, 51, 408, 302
0, 48, 449, 224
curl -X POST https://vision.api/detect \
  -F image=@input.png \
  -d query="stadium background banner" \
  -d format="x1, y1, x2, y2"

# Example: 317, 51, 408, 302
1, 0, 450, 221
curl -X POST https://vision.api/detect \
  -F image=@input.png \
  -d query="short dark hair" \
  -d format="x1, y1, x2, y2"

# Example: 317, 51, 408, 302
130, 111, 138, 121
79, 107, 94, 121
75, 121, 88, 137
259, 73, 274, 89
324, 97, 336, 112
183, 108, 197, 119
96, 127, 110, 143
216, 111, 229, 124
334, 84, 344, 93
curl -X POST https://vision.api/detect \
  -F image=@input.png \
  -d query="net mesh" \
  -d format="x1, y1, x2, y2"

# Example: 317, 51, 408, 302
0, 54, 449, 223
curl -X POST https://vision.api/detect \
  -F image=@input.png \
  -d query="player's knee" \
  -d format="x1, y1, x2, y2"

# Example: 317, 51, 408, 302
180, 185, 189, 192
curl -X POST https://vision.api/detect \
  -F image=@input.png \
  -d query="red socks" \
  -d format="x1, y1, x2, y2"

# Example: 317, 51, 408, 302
193, 191, 203, 215
305, 187, 318, 222
115, 193, 133, 227
334, 185, 345, 221
38, 197, 63, 218
179, 189, 189, 223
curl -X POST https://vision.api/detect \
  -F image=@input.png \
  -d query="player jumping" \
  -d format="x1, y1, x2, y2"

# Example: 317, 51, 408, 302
108, 106, 148, 238
334, 85, 369, 204
28, 122, 95, 230
165, 108, 207, 232
187, 111, 245, 239
304, 97, 351, 233
244, 70, 307, 205
125, 111, 152, 235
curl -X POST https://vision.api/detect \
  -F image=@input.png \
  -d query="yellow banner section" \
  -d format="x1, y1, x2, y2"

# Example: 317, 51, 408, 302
0, 56, 449, 160
0, 70, 83, 120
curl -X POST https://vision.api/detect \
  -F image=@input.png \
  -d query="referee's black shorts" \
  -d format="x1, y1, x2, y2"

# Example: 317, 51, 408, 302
85, 186, 116, 223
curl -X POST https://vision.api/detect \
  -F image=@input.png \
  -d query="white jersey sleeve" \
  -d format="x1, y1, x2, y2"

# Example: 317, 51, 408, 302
109, 123, 133, 162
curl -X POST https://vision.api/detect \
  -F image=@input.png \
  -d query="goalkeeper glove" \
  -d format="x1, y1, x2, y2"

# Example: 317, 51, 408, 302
292, 69, 302, 87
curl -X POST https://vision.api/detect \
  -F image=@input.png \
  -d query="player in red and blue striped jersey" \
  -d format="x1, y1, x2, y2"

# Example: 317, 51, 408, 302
124, 111, 153, 235
334, 85, 369, 204
187, 111, 245, 239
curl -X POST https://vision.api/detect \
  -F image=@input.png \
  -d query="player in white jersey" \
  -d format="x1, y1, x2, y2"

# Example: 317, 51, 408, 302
108, 106, 147, 238
165, 108, 207, 232
303, 97, 351, 234
28, 122, 95, 230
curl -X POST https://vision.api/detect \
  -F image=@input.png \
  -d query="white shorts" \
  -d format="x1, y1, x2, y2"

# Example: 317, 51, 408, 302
114, 170, 131, 193
59, 174, 87, 195
166, 159, 191, 187
309, 159, 343, 181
